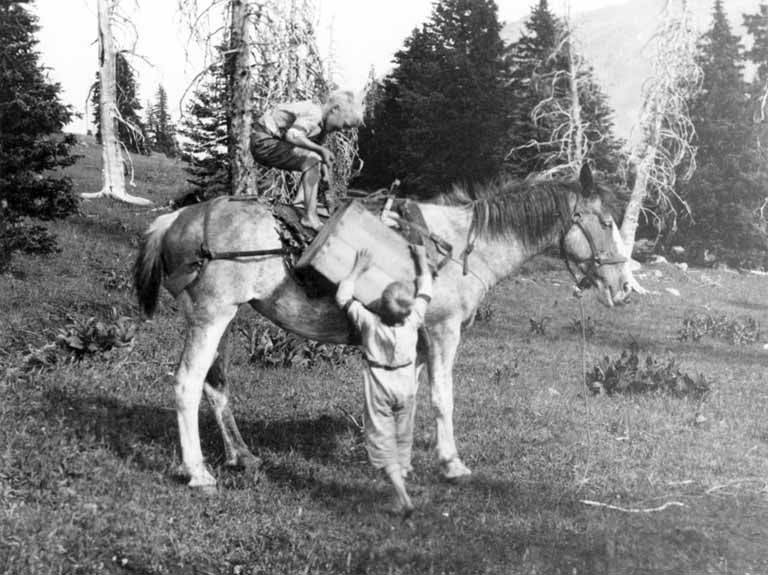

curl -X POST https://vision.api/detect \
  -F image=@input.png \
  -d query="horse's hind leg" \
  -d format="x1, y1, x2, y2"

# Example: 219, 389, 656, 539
203, 346, 262, 471
174, 300, 238, 488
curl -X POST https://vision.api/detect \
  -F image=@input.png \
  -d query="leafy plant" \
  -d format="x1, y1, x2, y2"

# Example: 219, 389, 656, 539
678, 311, 760, 345
587, 345, 709, 398
56, 316, 136, 359
476, 303, 494, 323
240, 324, 359, 369
529, 316, 551, 335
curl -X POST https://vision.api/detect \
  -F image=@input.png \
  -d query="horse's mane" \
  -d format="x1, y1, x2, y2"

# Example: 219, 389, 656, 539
429, 175, 578, 247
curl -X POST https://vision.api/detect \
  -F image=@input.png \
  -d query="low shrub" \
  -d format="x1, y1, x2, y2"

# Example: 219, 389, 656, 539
678, 311, 760, 345
587, 346, 709, 398
528, 315, 550, 335
56, 315, 137, 358
240, 324, 359, 369
475, 302, 494, 323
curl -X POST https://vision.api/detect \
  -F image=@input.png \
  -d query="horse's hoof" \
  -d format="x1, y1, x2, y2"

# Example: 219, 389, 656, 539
442, 458, 472, 483
238, 453, 263, 471
187, 464, 217, 490
225, 453, 262, 469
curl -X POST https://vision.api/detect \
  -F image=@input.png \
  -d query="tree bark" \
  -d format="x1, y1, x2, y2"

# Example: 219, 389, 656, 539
82, 0, 151, 205
227, 0, 256, 196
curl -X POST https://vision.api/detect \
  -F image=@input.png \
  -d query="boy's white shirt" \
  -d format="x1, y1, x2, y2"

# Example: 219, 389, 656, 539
336, 271, 432, 367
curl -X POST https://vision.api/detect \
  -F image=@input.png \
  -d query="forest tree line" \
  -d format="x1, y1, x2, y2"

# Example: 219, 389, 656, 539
4, 0, 768, 269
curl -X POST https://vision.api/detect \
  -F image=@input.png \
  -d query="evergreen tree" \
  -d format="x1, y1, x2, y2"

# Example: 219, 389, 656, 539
677, 0, 767, 267
357, 0, 511, 196
0, 0, 79, 270
743, 3, 768, 153
143, 98, 156, 150
691, 0, 750, 166
91, 51, 147, 154
744, 2, 768, 99
506, 0, 623, 176
179, 60, 230, 199
151, 85, 177, 157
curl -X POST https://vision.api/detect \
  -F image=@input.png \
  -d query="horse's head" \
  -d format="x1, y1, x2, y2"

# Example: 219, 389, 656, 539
561, 164, 632, 307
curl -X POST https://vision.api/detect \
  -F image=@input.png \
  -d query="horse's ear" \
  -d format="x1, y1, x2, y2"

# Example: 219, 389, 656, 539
579, 162, 594, 197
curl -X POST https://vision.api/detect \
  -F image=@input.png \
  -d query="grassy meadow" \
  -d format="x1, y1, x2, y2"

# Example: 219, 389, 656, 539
2, 137, 768, 574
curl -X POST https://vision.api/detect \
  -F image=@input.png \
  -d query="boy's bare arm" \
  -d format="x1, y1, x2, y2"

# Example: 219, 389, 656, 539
285, 128, 334, 166
410, 244, 432, 297
336, 248, 373, 308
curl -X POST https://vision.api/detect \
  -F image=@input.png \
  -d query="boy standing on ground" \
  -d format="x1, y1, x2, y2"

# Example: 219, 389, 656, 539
335, 245, 433, 516
251, 90, 363, 231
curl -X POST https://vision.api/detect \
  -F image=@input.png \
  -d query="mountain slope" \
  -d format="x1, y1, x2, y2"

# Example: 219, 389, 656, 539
503, 0, 763, 142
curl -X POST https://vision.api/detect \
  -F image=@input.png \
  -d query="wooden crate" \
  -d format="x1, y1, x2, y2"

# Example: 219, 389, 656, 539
296, 200, 415, 306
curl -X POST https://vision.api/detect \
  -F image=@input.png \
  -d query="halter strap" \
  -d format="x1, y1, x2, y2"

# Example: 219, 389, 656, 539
560, 213, 626, 288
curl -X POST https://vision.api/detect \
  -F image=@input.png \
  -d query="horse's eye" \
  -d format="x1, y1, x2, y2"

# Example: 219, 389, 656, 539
601, 219, 613, 228
573, 212, 582, 220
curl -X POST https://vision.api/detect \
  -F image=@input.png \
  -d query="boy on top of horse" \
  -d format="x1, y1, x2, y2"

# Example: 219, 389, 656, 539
335, 245, 433, 517
251, 90, 363, 231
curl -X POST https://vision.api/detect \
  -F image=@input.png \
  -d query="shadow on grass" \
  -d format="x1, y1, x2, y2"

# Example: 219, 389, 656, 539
41, 387, 353, 474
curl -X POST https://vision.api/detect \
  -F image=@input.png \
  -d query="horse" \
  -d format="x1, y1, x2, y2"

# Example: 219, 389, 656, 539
134, 163, 633, 488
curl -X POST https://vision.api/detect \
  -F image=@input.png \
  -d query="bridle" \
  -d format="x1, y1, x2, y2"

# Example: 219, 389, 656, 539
559, 211, 626, 289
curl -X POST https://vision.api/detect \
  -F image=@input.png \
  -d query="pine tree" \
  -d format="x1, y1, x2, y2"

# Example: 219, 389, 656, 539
506, 0, 622, 176
744, 2, 768, 102
0, 0, 79, 270
357, 0, 511, 196
151, 85, 177, 157
90, 51, 147, 154
743, 3, 768, 153
677, 0, 767, 267
143, 98, 156, 150
691, 0, 750, 166
179, 60, 230, 200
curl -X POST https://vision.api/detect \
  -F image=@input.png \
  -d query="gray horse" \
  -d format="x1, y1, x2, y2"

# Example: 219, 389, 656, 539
134, 164, 633, 488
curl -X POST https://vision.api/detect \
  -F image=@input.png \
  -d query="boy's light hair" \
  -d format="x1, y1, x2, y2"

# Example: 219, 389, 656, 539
379, 281, 414, 326
327, 89, 364, 127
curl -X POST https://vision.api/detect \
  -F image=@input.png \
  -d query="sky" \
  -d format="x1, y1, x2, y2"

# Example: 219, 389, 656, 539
32, 0, 629, 133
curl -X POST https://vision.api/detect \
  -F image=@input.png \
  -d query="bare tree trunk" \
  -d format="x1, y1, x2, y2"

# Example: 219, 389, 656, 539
568, 34, 584, 168
621, 147, 655, 252
82, 0, 151, 205
621, 107, 664, 254
227, 0, 256, 196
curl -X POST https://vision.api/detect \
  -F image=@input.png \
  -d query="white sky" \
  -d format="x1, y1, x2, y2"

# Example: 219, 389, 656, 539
32, 0, 628, 133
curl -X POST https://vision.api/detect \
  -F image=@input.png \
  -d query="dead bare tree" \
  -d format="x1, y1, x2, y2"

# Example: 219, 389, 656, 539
226, 0, 256, 196
178, 0, 360, 201
621, 0, 702, 256
507, 21, 608, 180
82, 0, 152, 206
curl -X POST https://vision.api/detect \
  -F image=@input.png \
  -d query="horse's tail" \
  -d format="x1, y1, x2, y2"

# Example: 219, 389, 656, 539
134, 210, 181, 317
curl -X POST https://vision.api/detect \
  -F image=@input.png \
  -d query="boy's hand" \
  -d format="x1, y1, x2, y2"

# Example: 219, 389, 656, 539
320, 147, 335, 167
353, 248, 373, 275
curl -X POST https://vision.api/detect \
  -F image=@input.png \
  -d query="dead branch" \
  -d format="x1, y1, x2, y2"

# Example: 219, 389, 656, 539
580, 499, 686, 513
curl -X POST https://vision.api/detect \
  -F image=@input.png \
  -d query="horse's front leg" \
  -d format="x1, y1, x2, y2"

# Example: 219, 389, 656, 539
421, 321, 472, 480
174, 298, 238, 488
203, 334, 262, 471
